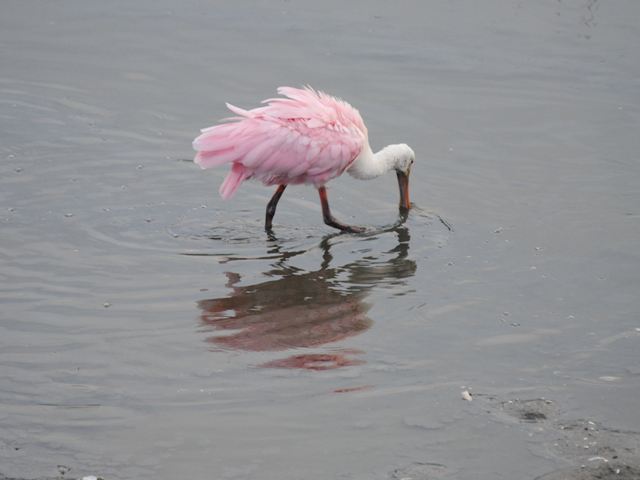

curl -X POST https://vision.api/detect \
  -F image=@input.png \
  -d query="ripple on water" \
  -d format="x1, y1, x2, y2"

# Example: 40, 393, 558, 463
190, 207, 452, 369
170, 203, 451, 258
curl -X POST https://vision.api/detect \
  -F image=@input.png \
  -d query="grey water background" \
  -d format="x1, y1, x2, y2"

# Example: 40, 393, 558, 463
1, 1, 640, 479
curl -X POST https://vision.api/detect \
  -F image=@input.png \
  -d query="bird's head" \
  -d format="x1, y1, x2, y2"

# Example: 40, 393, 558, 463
392, 143, 414, 211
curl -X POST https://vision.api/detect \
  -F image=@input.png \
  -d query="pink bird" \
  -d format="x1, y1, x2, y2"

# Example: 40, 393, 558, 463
193, 86, 414, 233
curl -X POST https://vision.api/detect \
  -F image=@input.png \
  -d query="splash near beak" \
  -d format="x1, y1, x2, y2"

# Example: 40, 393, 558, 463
396, 169, 411, 211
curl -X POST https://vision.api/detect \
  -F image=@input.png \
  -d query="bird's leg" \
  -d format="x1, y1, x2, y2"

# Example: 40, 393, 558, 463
265, 184, 287, 231
317, 186, 365, 233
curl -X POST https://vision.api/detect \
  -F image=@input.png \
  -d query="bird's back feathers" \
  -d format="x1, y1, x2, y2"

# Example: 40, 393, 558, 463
193, 86, 368, 199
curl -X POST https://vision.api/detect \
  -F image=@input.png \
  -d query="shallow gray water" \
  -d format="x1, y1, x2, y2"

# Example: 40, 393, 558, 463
2, 1, 640, 479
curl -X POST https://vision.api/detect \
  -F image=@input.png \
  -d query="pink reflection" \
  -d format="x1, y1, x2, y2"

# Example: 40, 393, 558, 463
197, 228, 414, 370
260, 353, 365, 371
198, 272, 372, 354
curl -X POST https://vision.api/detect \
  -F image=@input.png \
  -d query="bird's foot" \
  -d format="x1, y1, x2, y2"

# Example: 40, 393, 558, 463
323, 217, 366, 233
342, 225, 366, 234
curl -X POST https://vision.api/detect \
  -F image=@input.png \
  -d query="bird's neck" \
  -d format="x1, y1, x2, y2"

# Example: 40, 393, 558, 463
347, 144, 401, 180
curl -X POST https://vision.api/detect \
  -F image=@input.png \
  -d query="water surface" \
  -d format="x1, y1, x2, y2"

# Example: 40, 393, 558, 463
1, 1, 640, 479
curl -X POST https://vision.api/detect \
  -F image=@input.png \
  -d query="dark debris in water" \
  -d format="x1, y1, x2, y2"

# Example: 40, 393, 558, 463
479, 397, 558, 424
501, 398, 557, 423
474, 393, 640, 478
554, 419, 640, 468
535, 463, 640, 480
521, 410, 547, 422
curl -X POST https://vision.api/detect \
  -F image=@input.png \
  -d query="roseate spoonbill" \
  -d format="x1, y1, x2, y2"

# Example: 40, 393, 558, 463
193, 86, 414, 233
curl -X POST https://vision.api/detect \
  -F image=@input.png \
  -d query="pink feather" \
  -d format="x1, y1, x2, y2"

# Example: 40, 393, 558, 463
193, 86, 367, 198
219, 163, 247, 199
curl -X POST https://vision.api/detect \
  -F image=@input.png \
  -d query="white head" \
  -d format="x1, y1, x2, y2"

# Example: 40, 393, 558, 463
384, 143, 414, 210
386, 143, 415, 175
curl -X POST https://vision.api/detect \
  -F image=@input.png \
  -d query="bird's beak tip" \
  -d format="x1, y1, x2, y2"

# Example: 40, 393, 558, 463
396, 170, 411, 211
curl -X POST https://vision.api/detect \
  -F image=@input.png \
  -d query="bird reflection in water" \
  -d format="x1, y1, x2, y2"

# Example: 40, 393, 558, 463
197, 224, 415, 370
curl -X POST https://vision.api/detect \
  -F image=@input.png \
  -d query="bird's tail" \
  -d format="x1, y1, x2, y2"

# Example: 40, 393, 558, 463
219, 163, 247, 199
193, 122, 240, 169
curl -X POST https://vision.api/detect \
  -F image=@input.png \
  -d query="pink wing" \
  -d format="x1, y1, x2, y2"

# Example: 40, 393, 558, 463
193, 86, 367, 199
